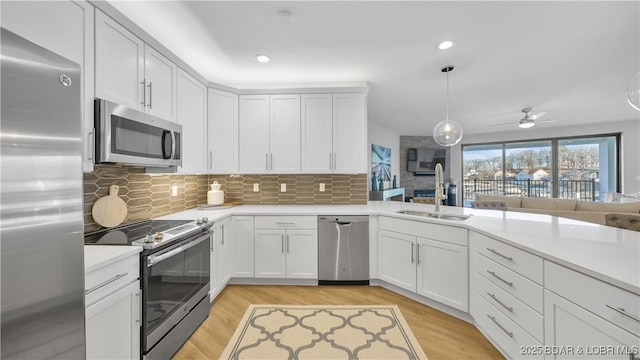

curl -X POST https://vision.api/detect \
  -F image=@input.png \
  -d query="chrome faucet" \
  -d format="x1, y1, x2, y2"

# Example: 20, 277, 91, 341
434, 163, 444, 212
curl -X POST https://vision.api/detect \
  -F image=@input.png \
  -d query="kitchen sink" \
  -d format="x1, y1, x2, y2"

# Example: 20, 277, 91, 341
396, 210, 470, 221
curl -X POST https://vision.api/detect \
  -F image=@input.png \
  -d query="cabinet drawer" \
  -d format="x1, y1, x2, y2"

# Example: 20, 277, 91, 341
545, 260, 640, 336
474, 292, 542, 360
476, 253, 543, 313
472, 232, 542, 284
474, 272, 543, 342
379, 216, 467, 246
254, 216, 317, 229
85, 254, 139, 307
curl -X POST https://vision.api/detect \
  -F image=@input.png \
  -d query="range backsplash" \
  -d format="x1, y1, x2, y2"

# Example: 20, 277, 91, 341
84, 165, 367, 232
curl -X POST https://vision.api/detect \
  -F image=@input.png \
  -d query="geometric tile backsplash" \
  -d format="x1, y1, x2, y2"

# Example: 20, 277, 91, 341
83, 165, 367, 232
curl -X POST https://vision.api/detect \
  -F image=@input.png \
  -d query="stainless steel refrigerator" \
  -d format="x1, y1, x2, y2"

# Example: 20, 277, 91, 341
1, 29, 85, 358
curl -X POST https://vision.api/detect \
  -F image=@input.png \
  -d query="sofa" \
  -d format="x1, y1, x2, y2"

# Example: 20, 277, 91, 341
473, 193, 640, 225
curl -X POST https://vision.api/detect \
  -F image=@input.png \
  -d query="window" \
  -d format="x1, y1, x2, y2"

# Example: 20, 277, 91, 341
462, 134, 619, 206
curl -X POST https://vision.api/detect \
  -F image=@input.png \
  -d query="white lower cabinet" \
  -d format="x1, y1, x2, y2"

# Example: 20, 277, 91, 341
86, 281, 141, 360
544, 290, 640, 360
378, 217, 468, 312
230, 216, 255, 278
210, 217, 231, 301
85, 253, 140, 360
254, 216, 318, 279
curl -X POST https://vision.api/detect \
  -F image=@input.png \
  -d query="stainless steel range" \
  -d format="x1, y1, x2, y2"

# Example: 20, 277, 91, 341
85, 218, 213, 359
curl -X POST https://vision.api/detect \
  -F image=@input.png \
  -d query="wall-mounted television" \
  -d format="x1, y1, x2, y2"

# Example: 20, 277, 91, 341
407, 148, 446, 175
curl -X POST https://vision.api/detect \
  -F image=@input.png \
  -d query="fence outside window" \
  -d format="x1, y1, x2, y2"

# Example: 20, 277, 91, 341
464, 179, 598, 202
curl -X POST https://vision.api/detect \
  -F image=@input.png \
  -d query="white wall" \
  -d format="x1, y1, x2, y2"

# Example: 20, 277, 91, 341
449, 119, 640, 201
368, 121, 400, 189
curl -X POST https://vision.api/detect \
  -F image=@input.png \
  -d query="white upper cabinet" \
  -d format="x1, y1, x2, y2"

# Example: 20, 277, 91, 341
95, 10, 177, 122
301, 94, 333, 173
143, 45, 177, 121
2, 0, 95, 172
239, 94, 301, 174
95, 10, 144, 112
301, 93, 367, 174
270, 94, 301, 173
333, 93, 367, 173
208, 89, 239, 174
238, 95, 271, 173
176, 69, 207, 173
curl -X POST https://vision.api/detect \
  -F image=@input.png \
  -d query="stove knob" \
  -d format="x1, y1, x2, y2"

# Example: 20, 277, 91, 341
196, 218, 203, 225
144, 234, 154, 243
202, 217, 209, 223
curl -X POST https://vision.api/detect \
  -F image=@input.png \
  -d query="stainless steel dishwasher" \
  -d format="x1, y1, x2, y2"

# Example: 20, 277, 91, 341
318, 215, 369, 285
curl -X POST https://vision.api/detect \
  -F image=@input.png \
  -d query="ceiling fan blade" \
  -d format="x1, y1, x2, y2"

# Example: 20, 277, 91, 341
538, 119, 557, 123
529, 111, 547, 120
487, 121, 516, 127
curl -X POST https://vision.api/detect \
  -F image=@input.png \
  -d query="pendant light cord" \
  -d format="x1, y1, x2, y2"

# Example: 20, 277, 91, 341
445, 70, 450, 123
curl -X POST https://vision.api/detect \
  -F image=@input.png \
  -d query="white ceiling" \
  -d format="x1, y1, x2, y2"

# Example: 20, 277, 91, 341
110, 1, 640, 136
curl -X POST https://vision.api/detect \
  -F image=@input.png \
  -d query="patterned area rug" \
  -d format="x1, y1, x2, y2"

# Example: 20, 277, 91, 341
220, 305, 428, 360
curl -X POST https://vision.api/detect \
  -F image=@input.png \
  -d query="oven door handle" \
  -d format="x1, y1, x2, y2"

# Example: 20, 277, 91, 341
147, 234, 209, 267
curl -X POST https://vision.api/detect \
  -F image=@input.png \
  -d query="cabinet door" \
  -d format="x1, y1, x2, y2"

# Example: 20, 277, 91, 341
217, 219, 231, 286
231, 216, 254, 278
301, 94, 333, 173
238, 95, 270, 174
86, 281, 141, 360
416, 237, 468, 312
209, 229, 219, 302
2, 0, 95, 172
254, 230, 286, 278
176, 69, 207, 173
544, 290, 640, 360
208, 88, 238, 173
285, 230, 318, 279
143, 45, 177, 121
333, 93, 367, 173
95, 10, 144, 111
378, 230, 416, 292
270, 94, 301, 173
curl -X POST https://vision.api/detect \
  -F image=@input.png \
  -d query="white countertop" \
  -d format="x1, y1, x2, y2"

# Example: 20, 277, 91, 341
158, 202, 640, 295
84, 245, 142, 273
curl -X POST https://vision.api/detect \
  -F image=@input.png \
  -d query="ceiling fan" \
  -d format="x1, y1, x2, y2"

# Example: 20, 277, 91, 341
489, 108, 556, 128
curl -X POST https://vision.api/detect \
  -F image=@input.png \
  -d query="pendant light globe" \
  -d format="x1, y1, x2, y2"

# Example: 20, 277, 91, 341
433, 119, 463, 146
433, 65, 463, 146
627, 72, 640, 111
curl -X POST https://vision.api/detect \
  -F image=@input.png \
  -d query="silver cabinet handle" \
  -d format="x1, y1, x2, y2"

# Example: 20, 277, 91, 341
135, 291, 141, 324
411, 243, 415, 263
486, 315, 513, 337
87, 129, 94, 160
85, 272, 128, 295
333, 153, 337, 169
416, 245, 420, 265
147, 81, 153, 108
270, 153, 273, 170
286, 234, 290, 253
209, 151, 213, 169
487, 292, 514, 312
487, 248, 513, 261
221, 224, 225, 245
329, 152, 333, 170
606, 304, 640, 322
487, 270, 514, 287
140, 79, 146, 105
266, 153, 269, 170
276, 222, 296, 225
281, 235, 285, 253
210, 231, 214, 252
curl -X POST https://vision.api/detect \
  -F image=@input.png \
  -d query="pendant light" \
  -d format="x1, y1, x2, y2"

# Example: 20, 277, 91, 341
627, 72, 640, 111
433, 65, 463, 146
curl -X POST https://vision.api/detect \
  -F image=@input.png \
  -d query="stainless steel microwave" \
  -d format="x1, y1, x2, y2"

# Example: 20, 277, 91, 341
94, 98, 182, 167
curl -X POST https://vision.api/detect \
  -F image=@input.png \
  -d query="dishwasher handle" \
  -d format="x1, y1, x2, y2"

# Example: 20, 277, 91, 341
335, 221, 352, 226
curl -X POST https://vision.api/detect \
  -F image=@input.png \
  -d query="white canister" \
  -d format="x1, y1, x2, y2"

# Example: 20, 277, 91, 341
207, 181, 224, 205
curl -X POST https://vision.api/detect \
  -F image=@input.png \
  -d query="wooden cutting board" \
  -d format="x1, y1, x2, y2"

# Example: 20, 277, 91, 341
92, 185, 127, 228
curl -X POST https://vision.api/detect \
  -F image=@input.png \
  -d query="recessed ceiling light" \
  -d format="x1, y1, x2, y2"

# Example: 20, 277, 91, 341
255, 54, 270, 63
438, 40, 455, 50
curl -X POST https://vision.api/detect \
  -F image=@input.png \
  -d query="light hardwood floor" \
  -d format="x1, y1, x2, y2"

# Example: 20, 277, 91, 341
174, 285, 504, 360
